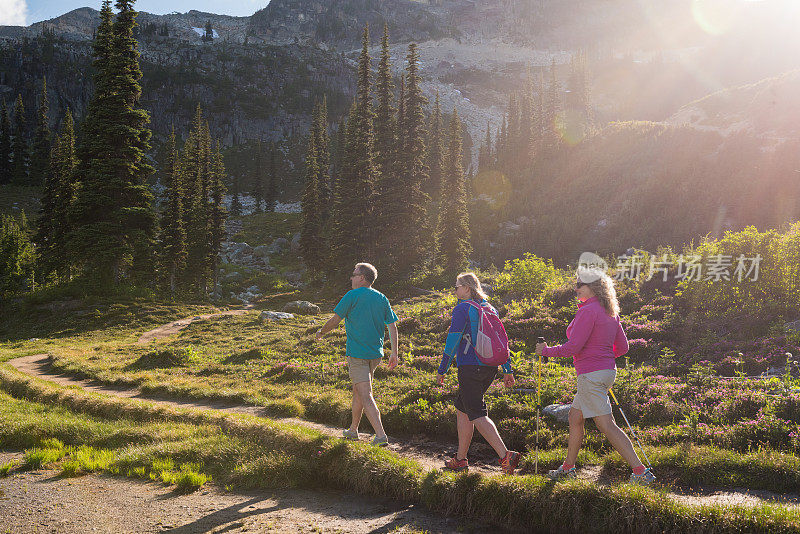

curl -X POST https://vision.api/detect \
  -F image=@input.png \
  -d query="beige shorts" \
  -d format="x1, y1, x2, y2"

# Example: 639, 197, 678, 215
348, 356, 381, 385
572, 368, 616, 418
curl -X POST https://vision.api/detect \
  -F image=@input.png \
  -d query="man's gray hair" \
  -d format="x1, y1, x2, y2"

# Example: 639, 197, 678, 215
355, 262, 378, 284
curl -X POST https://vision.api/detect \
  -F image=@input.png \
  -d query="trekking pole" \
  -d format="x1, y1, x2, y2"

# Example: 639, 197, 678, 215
535, 336, 545, 475
608, 388, 652, 469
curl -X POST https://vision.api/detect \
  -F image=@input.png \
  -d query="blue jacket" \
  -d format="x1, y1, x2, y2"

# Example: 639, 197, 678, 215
438, 299, 514, 376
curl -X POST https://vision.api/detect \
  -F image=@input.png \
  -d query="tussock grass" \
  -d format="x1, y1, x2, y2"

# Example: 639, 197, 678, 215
0, 460, 14, 476
2, 366, 799, 533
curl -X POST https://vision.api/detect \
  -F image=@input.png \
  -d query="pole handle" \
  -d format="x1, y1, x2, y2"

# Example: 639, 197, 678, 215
537, 336, 549, 364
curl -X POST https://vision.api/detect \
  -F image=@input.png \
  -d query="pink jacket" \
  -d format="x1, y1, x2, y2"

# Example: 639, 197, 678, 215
541, 297, 628, 375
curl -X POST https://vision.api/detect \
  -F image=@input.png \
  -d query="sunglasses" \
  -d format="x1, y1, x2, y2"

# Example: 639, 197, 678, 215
575, 281, 588, 289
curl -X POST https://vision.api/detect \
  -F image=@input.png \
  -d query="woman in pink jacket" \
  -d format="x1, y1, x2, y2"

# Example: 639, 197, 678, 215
536, 269, 655, 484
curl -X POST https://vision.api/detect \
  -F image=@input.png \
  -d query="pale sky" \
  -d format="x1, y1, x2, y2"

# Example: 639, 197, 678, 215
0, 0, 271, 26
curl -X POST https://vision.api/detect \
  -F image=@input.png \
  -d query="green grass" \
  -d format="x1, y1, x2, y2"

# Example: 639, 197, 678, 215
0, 460, 14, 476
1, 367, 799, 533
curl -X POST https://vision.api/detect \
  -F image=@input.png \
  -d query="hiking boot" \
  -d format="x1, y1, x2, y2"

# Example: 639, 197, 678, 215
342, 429, 359, 441
629, 468, 656, 485
500, 450, 521, 475
371, 435, 389, 447
547, 465, 577, 480
443, 456, 469, 472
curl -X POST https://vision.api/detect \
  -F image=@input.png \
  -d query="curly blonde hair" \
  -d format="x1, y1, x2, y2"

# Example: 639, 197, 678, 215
457, 272, 489, 302
578, 268, 620, 317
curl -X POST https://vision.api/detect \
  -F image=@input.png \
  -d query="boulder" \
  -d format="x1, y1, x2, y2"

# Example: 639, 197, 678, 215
253, 245, 271, 259
259, 311, 295, 322
285, 271, 303, 283
290, 232, 301, 251
282, 300, 321, 315
543, 403, 571, 423
268, 237, 290, 254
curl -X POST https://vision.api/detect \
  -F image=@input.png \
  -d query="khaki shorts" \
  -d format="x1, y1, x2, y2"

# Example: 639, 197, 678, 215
572, 368, 616, 418
348, 356, 381, 385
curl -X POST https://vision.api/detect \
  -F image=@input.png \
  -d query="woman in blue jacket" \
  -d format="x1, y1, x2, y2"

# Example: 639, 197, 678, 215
437, 272, 521, 474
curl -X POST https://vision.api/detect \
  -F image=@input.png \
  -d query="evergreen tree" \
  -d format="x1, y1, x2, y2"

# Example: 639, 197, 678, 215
36, 109, 77, 281
396, 76, 405, 158
10, 94, 29, 185
565, 50, 593, 141
426, 92, 446, 261
0, 213, 36, 295
182, 113, 214, 293
252, 141, 264, 212
300, 115, 322, 270
30, 77, 52, 186
158, 127, 186, 293
394, 42, 430, 277
438, 109, 471, 277
330, 26, 378, 271
312, 98, 330, 219
70, 0, 157, 283
373, 24, 396, 183
208, 140, 227, 295
0, 100, 11, 184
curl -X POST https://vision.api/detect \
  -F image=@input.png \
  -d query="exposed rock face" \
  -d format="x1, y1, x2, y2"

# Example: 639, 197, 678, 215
543, 403, 570, 424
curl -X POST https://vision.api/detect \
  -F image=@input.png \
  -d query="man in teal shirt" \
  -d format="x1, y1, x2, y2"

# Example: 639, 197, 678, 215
316, 262, 399, 446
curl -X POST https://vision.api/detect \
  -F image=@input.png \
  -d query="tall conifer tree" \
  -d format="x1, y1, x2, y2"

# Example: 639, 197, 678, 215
313, 98, 330, 220
300, 113, 322, 270
11, 94, 28, 184
0, 101, 11, 184
158, 127, 186, 293
438, 109, 471, 276
373, 24, 396, 183
36, 109, 77, 281
209, 140, 227, 295
330, 26, 378, 270
70, 0, 157, 283
30, 77, 52, 186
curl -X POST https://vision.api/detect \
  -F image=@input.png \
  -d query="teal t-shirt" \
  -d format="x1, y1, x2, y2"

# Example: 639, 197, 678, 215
333, 286, 398, 359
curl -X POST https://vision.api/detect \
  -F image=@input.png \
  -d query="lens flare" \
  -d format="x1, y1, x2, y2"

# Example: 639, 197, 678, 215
558, 109, 589, 146
691, 0, 744, 36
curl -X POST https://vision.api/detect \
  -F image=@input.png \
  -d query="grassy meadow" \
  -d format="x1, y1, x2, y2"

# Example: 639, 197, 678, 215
1, 214, 799, 532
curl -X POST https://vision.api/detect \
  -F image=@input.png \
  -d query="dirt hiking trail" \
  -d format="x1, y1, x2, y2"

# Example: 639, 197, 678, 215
8, 319, 800, 512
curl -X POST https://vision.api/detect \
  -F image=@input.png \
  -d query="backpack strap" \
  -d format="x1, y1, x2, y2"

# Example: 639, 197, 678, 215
460, 300, 483, 354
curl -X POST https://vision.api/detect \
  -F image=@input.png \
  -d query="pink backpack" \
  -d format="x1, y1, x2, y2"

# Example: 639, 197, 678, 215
462, 301, 510, 366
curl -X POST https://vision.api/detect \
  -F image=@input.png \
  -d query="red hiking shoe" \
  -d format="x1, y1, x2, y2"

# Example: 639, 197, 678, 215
500, 451, 521, 475
443, 456, 469, 472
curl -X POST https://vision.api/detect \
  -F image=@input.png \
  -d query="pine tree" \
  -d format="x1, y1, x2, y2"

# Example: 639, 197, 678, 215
565, 50, 593, 141
265, 142, 277, 212
181, 107, 210, 292
395, 42, 430, 276
29, 77, 52, 186
330, 26, 378, 271
312, 98, 330, 219
300, 115, 322, 270
0, 100, 10, 184
69, 0, 157, 283
438, 109, 471, 277
253, 141, 264, 212
426, 92, 446, 261
10, 94, 28, 185
36, 109, 77, 281
208, 140, 227, 295
373, 24, 396, 183
158, 127, 186, 293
